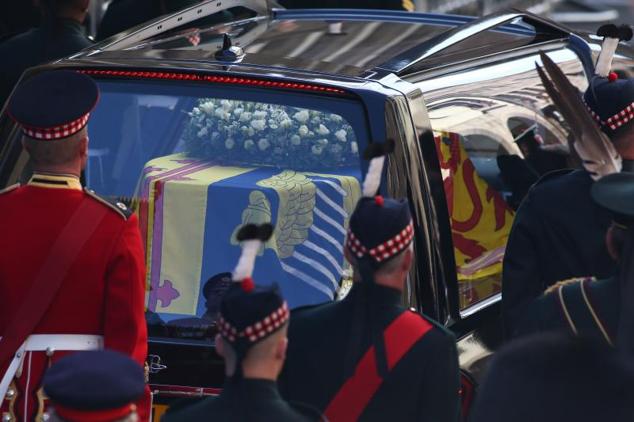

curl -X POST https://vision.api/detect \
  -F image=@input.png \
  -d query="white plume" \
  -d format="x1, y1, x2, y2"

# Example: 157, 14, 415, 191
362, 156, 385, 197
232, 239, 261, 281
596, 37, 619, 78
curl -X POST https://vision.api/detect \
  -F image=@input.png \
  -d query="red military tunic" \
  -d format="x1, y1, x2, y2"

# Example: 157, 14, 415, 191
0, 174, 148, 421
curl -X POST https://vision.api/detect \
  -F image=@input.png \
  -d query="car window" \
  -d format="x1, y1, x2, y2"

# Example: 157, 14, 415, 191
429, 100, 573, 311
3, 78, 367, 342
420, 49, 584, 313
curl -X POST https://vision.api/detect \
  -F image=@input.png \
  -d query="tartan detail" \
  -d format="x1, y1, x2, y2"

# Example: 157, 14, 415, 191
21, 113, 90, 140
218, 302, 289, 343
346, 221, 414, 263
605, 102, 634, 130
585, 101, 634, 131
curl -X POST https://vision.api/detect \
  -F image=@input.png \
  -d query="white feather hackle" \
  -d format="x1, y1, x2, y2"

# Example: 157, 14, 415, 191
362, 156, 385, 197
232, 239, 261, 281
575, 135, 622, 181
596, 37, 619, 77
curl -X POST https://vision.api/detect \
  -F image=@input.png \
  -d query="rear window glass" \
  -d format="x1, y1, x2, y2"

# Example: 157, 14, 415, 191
10, 79, 367, 342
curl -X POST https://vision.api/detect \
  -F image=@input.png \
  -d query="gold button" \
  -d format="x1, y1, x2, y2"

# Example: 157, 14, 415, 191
5, 388, 15, 398
116, 202, 127, 210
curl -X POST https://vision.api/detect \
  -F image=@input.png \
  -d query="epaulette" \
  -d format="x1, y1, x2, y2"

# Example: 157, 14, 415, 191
533, 168, 574, 188
84, 188, 132, 220
544, 276, 596, 295
0, 184, 19, 195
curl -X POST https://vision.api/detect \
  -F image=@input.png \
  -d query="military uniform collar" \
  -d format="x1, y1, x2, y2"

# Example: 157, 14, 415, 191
28, 173, 82, 191
222, 377, 281, 402
345, 282, 402, 306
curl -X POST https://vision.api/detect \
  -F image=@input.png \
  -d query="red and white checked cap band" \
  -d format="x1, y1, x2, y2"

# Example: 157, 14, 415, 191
21, 113, 90, 141
346, 221, 414, 263
218, 302, 289, 344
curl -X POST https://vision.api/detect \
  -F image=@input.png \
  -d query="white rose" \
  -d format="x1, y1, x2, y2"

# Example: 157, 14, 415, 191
311, 145, 324, 155
251, 120, 266, 131
291, 135, 301, 145
248, 128, 255, 137
258, 138, 270, 151
197, 127, 208, 138
280, 118, 292, 129
298, 125, 309, 137
329, 114, 343, 123
335, 129, 347, 143
199, 102, 214, 115
190, 107, 201, 116
221, 99, 233, 111
225, 138, 235, 149
317, 124, 330, 136
234, 108, 244, 116
240, 112, 253, 122
317, 138, 328, 146
244, 140, 255, 150
293, 110, 309, 123
351, 141, 359, 154
254, 111, 267, 119
270, 124, 279, 130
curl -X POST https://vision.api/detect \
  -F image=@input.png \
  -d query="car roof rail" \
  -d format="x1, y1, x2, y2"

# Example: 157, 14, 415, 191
97, 0, 272, 51
376, 9, 572, 76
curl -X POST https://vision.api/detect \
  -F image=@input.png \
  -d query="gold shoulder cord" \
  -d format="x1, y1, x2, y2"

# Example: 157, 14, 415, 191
579, 281, 614, 346
557, 286, 578, 335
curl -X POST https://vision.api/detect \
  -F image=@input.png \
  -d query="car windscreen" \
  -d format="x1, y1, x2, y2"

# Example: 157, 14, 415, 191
70, 79, 366, 342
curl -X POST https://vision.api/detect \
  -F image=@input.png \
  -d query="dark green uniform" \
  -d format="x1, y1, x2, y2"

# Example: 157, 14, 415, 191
279, 282, 460, 422
0, 18, 92, 107
162, 378, 320, 422
502, 170, 614, 337
516, 276, 619, 345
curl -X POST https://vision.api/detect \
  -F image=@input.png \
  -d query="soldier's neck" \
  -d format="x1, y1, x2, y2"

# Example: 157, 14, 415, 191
32, 163, 81, 178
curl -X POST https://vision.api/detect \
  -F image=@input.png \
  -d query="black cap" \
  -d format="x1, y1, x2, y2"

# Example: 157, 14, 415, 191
584, 76, 634, 138
591, 172, 634, 227
217, 284, 289, 355
43, 350, 144, 421
470, 333, 634, 422
346, 197, 413, 267
7, 70, 99, 141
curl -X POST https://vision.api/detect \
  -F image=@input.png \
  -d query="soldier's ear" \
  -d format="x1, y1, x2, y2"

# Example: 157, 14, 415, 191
276, 336, 288, 361
401, 247, 414, 273
215, 334, 225, 358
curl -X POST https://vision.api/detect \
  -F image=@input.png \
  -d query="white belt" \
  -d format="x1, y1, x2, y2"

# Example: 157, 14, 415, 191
0, 334, 103, 403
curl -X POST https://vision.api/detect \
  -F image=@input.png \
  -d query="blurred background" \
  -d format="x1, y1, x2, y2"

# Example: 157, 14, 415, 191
1, 0, 631, 43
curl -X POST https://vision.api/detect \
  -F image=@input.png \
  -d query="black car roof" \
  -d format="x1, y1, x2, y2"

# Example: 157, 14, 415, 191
73, 3, 571, 80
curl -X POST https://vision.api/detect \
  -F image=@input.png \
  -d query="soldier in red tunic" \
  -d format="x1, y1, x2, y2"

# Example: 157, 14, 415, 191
0, 70, 149, 421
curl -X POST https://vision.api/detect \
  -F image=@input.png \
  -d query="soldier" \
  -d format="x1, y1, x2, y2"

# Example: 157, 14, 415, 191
470, 333, 634, 422
0, 0, 93, 107
514, 172, 634, 349
279, 141, 460, 421
43, 350, 146, 422
0, 70, 148, 421
163, 224, 321, 422
502, 24, 634, 337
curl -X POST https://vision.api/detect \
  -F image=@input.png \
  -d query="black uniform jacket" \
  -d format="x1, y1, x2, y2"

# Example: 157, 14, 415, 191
0, 18, 92, 107
279, 282, 460, 422
162, 378, 320, 422
502, 170, 614, 337
516, 276, 619, 346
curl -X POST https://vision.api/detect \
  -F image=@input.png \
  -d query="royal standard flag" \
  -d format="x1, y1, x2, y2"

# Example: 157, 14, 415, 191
137, 153, 361, 318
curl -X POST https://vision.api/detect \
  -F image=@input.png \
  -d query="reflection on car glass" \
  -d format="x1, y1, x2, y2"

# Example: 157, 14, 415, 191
82, 83, 367, 342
